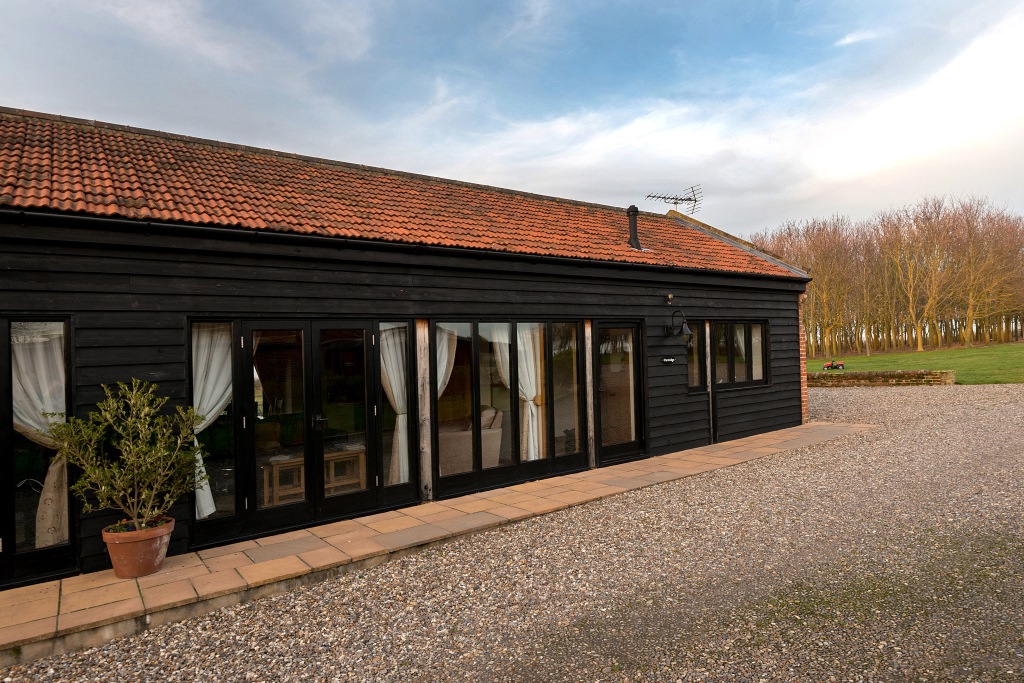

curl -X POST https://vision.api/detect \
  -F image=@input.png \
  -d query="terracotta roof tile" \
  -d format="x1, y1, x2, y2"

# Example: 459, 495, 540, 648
0, 109, 802, 278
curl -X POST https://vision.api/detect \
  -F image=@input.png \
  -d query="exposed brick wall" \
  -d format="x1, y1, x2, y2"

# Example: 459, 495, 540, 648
798, 293, 809, 423
807, 370, 956, 387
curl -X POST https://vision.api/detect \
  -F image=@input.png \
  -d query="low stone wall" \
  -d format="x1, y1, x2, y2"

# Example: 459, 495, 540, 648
808, 369, 956, 387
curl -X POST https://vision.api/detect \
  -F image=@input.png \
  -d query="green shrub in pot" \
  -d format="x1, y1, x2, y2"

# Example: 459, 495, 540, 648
47, 379, 206, 577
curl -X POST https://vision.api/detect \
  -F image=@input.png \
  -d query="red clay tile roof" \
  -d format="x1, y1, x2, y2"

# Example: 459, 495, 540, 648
0, 109, 802, 278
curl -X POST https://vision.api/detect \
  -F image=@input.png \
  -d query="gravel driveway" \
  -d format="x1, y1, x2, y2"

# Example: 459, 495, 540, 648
3, 385, 1023, 682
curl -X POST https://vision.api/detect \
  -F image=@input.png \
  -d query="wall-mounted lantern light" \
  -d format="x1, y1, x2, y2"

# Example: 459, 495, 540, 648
665, 309, 693, 346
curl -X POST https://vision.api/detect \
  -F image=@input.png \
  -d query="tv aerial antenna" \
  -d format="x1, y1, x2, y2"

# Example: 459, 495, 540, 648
646, 185, 702, 215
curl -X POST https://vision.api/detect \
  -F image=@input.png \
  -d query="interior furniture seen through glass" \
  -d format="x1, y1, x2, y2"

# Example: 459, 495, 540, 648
253, 329, 306, 509
687, 323, 704, 388
436, 323, 474, 477
478, 322, 513, 469
714, 323, 730, 385
551, 322, 580, 457
732, 325, 749, 382
436, 320, 584, 477
751, 324, 764, 381
319, 329, 368, 498
598, 326, 637, 447
713, 322, 767, 386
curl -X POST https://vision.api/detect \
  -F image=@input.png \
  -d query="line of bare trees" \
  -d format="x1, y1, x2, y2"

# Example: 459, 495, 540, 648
750, 196, 1024, 358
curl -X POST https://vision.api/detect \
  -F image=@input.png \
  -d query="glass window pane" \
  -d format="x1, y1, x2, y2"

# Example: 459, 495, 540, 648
598, 327, 637, 447
714, 324, 730, 384
381, 322, 411, 486
733, 325, 749, 383
478, 322, 513, 468
437, 322, 474, 476
192, 321, 235, 520
11, 321, 69, 550
320, 329, 367, 498
253, 329, 306, 509
517, 322, 548, 461
194, 405, 236, 519
751, 324, 765, 381
687, 325, 703, 388
552, 322, 581, 456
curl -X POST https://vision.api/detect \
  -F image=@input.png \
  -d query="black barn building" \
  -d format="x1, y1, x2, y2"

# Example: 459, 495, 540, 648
0, 109, 809, 587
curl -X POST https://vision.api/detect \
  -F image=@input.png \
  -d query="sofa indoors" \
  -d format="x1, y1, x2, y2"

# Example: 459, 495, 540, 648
437, 406, 504, 475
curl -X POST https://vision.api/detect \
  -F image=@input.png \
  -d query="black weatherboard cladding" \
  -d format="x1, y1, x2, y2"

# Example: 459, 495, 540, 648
1, 212, 805, 572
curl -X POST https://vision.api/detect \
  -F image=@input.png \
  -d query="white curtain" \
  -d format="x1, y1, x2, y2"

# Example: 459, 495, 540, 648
435, 324, 458, 395
380, 323, 409, 486
516, 323, 545, 461
491, 323, 547, 461
191, 322, 233, 519
488, 323, 512, 391
11, 321, 68, 548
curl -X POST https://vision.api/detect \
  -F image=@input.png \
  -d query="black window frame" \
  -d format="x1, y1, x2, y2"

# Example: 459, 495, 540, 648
711, 321, 769, 389
1, 315, 79, 587
686, 322, 707, 392
430, 318, 588, 495
186, 316, 421, 549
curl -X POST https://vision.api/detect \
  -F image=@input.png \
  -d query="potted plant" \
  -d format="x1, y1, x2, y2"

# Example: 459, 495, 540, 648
48, 379, 205, 579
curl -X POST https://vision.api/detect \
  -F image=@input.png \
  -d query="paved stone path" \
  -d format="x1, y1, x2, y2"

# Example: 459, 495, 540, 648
0, 422, 866, 667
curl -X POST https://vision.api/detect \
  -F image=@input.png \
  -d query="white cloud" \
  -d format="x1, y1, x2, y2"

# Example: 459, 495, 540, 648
834, 29, 883, 47
500, 0, 555, 43
809, 10, 1024, 181
413, 78, 480, 127
100, 0, 374, 75
487, 0, 571, 57
6, 0, 1022, 238
371, 8, 1024, 235
392, 96, 805, 215
102, 0, 264, 72
295, 0, 375, 62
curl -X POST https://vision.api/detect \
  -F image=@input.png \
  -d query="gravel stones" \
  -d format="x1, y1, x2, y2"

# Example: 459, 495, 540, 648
3, 384, 1022, 682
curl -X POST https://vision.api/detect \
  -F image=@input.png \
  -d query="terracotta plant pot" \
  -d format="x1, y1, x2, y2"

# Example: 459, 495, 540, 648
101, 517, 175, 579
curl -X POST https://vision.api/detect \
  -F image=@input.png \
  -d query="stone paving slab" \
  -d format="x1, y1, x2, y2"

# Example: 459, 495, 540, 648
191, 569, 246, 599
0, 422, 872, 667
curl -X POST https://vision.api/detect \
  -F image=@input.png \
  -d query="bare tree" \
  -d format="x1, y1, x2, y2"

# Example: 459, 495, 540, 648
751, 195, 1024, 357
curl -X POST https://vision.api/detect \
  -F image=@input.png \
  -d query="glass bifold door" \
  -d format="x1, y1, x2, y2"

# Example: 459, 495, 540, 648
192, 320, 415, 544
432, 320, 587, 496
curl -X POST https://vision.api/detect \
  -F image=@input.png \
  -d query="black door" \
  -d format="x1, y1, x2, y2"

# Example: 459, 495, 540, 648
1, 319, 77, 587
594, 322, 645, 463
193, 319, 417, 546
311, 322, 378, 519
244, 321, 379, 532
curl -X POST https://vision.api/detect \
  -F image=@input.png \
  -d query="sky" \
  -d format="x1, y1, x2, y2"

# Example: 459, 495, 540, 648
3, 0, 1024, 237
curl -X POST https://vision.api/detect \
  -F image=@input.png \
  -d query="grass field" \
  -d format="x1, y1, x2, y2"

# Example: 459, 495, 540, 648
808, 341, 1024, 384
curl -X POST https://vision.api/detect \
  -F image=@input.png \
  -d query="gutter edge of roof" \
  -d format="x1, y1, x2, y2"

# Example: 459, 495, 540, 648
0, 205, 810, 285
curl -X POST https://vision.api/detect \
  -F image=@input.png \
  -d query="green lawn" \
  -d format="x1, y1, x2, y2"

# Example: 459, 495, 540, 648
808, 342, 1024, 384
